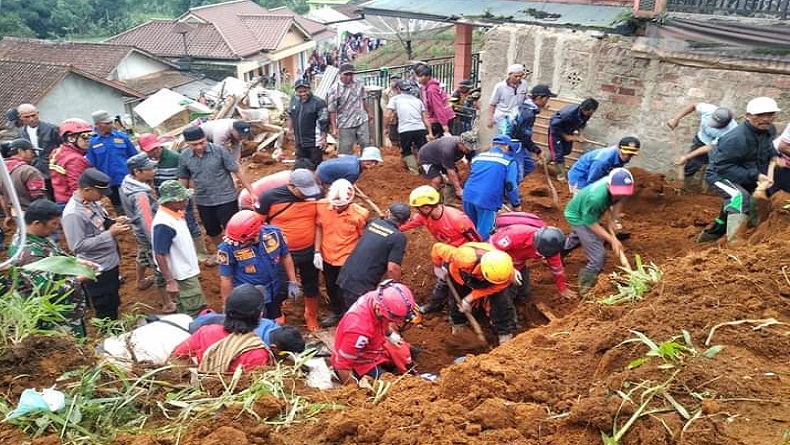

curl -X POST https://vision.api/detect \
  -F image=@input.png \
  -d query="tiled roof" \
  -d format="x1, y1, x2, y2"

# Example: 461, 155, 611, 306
106, 19, 237, 60
120, 70, 199, 96
0, 38, 139, 78
238, 15, 294, 52
185, 0, 275, 56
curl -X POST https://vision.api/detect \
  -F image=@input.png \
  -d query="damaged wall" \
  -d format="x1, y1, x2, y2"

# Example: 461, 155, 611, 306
479, 25, 790, 175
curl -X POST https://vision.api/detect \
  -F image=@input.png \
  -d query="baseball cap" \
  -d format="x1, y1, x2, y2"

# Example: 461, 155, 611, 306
608, 168, 635, 196
746, 97, 781, 115
707, 107, 733, 129
138, 133, 165, 152
530, 84, 558, 97
158, 180, 194, 204
91, 110, 113, 124
182, 126, 205, 142
294, 78, 311, 89
492, 134, 513, 145
339, 63, 355, 74
359, 146, 383, 163
232, 120, 251, 138
388, 203, 411, 223
618, 136, 641, 155
225, 284, 265, 319
7, 138, 34, 156
290, 168, 321, 197
79, 168, 112, 196
459, 79, 474, 88
126, 152, 157, 171
5, 108, 19, 124
507, 64, 525, 74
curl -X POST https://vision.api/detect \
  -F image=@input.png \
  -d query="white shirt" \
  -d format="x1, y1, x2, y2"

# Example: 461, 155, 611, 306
152, 208, 200, 281
26, 126, 39, 148
101, 314, 192, 369
387, 94, 427, 133
774, 122, 790, 150
489, 79, 528, 123
695, 103, 738, 145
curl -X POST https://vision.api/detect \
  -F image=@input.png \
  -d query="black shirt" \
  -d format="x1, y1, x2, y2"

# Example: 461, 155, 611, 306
336, 218, 406, 295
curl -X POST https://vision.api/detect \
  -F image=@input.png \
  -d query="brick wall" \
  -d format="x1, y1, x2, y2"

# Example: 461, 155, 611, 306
479, 25, 790, 175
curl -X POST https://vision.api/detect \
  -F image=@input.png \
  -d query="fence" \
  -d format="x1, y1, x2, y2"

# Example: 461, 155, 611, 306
665, 0, 789, 18
355, 53, 482, 91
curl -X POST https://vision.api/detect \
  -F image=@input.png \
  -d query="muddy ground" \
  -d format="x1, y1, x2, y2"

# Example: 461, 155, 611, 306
1, 146, 788, 445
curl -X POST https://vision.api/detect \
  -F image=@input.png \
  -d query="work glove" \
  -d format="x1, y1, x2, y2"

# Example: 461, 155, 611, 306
460, 297, 473, 313
387, 332, 403, 346
287, 281, 303, 300
313, 252, 324, 271
513, 269, 523, 286
433, 266, 448, 280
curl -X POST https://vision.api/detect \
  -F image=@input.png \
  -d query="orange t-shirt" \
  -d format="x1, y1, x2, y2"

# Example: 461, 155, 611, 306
430, 242, 510, 302
316, 201, 369, 265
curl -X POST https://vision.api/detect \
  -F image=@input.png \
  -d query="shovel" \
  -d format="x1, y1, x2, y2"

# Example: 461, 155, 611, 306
608, 227, 632, 271
353, 185, 384, 217
542, 159, 561, 208
446, 280, 489, 346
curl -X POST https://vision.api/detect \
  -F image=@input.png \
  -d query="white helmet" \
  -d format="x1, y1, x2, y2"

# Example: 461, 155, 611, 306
327, 179, 355, 207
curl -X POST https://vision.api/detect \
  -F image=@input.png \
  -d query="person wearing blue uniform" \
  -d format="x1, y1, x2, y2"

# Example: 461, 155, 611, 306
508, 85, 557, 184
314, 146, 383, 188
87, 110, 138, 212
567, 136, 640, 194
462, 134, 521, 240
216, 210, 302, 321
549, 98, 598, 182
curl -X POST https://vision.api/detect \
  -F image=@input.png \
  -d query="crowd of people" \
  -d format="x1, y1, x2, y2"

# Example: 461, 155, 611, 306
1, 57, 789, 385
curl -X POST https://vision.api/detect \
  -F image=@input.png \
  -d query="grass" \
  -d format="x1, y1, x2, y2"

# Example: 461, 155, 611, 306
597, 255, 662, 305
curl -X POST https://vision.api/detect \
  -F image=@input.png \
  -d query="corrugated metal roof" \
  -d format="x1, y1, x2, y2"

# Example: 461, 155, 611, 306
360, 0, 628, 28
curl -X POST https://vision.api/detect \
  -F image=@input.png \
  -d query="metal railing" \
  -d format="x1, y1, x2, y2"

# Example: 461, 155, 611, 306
355, 53, 481, 91
666, 0, 789, 18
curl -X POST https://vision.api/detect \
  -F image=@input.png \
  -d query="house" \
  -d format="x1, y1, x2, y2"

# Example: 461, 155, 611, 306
106, 0, 335, 82
0, 60, 144, 127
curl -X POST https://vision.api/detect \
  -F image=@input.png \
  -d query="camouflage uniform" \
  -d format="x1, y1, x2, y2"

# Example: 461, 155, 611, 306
7, 233, 87, 337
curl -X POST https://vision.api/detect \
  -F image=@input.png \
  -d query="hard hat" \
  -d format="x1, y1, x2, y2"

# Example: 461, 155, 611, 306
533, 226, 566, 258
59, 118, 92, 138
746, 97, 781, 115
225, 210, 263, 244
480, 250, 514, 284
409, 185, 440, 207
327, 178, 355, 207
375, 280, 416, 323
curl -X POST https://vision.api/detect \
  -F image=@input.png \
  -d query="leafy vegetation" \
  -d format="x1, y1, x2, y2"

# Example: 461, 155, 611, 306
597, 254, 662, 305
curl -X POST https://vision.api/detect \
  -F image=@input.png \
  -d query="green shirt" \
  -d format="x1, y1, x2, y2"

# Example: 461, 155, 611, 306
564, 178, 612, 226
154, 148, 180, 189
8, 233, 69, 290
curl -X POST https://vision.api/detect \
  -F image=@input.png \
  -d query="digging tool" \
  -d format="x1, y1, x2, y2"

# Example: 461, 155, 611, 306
352, 185, 384, 217
752, 159, 776, 201
666, 122, 685, 182
608, 227, 632, 271
542, 159, 561, 208
446, 280, 489, 346
583, 139, 608, 147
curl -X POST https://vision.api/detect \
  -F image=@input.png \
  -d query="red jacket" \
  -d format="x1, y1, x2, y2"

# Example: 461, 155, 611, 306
50, 143, 91, 203
490, 224, 569, 292
172, 324, 269, 372
420, 79, 455, 126
400, 206, 480, 247
332, 292, 390, 376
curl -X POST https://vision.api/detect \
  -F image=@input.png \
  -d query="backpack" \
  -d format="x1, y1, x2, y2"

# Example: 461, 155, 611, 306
494, 212, 546, 230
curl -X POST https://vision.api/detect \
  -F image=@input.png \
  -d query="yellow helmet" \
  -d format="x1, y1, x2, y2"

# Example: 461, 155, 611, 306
409, 185, 440, 207
480, 250, 514, 284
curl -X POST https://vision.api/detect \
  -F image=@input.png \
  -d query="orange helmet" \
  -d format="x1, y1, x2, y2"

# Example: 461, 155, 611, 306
225, 210, 263, 244
59, 118, 92, 138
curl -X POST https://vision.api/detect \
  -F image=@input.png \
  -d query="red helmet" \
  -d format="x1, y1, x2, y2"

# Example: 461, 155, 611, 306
59, 118, 92, 138
225, 210, 263, 244
374, 280, 416, 323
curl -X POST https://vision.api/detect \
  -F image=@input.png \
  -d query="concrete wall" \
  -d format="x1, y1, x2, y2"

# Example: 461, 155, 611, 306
479, 25, 790, 175
37, 74, 130, 125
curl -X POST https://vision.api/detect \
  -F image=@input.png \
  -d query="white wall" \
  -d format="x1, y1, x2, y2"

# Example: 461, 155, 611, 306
113, 51, 171, 81
36, 74, 132, 125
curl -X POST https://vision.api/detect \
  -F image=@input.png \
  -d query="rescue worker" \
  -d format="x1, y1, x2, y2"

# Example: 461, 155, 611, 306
567, 136, 640, 194
199, 118, 252, 163
563, 168, 634, 295
417, 132, 476, 203
401, 186, 481, 314
286, 79, 329, 166
88, 110, 139, 214
217, 210, 301, 322
699, 97, 779, 245
508, 84, 557, 183
238, 159, 315, 210
462, 134, 521, 240
431, 242, 518, 345
314, 179, 370, 327
489, 213, 577, 305
332, 280, 418, 384
314, 146, 383, 188
336, 203, 410, 310
1, 138, 47, 210
50, 118, 93, 207
384, 79, 432, 174
189, 309, 306, 355
255, 169, 322, 331
549, 98, 599, 182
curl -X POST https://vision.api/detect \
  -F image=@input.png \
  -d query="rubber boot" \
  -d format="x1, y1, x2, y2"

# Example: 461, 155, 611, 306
192, 235, 210, 263
498, 334, 513, 345
725, 213, 748, 246
441, 183, 457, 207
403, 154, 419, 176
303, 297, 320, 332
555, 163, 567, 183
578, 270, 598, 296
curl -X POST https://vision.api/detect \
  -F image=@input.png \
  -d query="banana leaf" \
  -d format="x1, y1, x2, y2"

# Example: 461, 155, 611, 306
21, 256, 96, 280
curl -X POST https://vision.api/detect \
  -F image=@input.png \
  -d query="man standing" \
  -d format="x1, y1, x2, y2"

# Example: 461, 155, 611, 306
178, 126, 254, 246
567, 137, 640, 194
417, 132, 476, 202
699, 97, 779, 245
380, 74, 401, 148
88, 110, 138, 213
509, 84, 557, 183
315, 146, 383, 188
287, 80, 329, 166
314, 179, 370, 327
667, 102, 738, 191
50, 119, 93, 206
384, 80, 431, 175
1, 139, 47, 210
462, 134, 521, 240
336, 203, 410, 310
200, 118, 252, 163
328, 63, 371, 155
16, 104, 61, 195
152, 180, 207, 316
62, 169, 131, 321
402, 186, 481, 314
487, 64, 529, 131
549, 98, 599, 182
414, 64, 455, 138
563, 168, 634, 295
